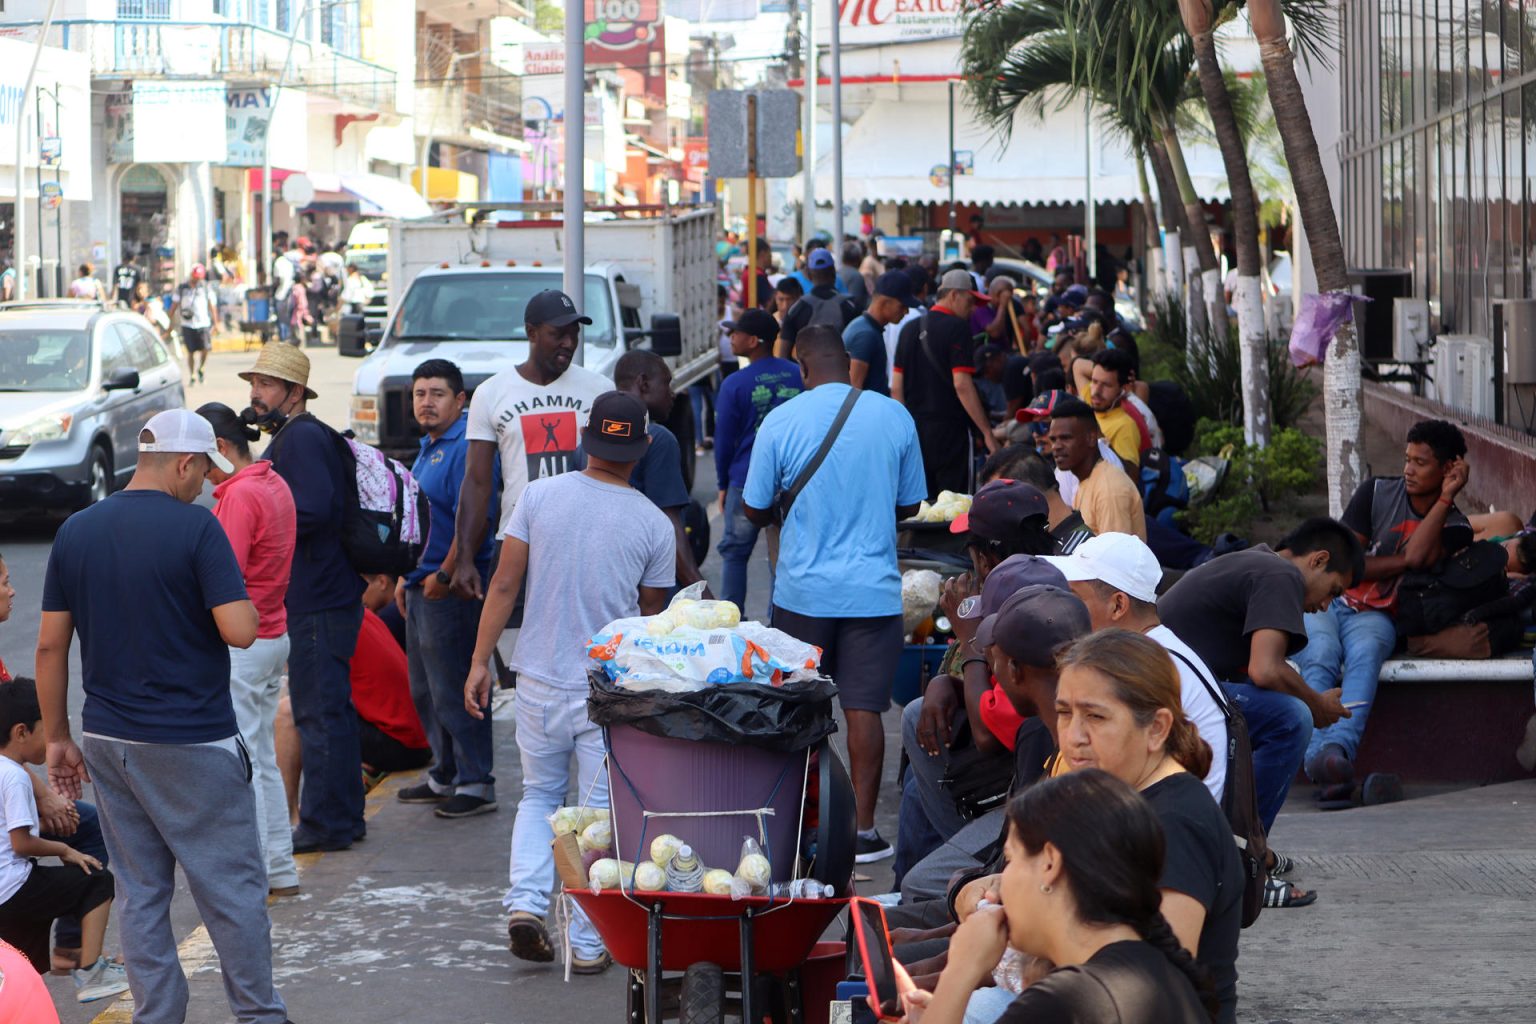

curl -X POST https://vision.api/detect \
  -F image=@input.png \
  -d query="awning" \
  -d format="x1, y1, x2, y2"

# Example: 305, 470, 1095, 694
792, 95, 1228, 208
340, 173, 434, 219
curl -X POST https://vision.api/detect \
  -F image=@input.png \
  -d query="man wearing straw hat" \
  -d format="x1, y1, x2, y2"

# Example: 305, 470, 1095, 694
240, 343, 368, 854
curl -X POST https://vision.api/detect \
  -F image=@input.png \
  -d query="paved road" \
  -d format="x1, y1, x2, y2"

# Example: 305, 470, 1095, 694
5, 346, 1536, 1022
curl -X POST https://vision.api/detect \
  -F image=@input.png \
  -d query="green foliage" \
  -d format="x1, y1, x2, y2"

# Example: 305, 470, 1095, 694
1170, 320, 1317, 432
534, 0, 562, 32
1144, 294, 1188, 354
1179, 419, 1322, 543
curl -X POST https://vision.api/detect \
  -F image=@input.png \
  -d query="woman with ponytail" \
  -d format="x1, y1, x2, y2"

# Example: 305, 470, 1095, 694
905, 769, 1214, 1024
196, 403, 300, 897
1051, 630, 1242, 1023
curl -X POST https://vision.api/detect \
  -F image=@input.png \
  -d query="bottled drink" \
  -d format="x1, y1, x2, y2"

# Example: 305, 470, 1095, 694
665, 844, 704, 893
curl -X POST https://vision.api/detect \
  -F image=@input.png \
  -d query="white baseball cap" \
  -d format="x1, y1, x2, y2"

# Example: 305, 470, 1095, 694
139, 408, 234, 473
1044, 533, 1163, 604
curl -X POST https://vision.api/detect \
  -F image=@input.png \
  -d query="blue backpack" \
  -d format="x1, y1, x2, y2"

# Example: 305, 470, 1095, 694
1139, 449, 1190, 528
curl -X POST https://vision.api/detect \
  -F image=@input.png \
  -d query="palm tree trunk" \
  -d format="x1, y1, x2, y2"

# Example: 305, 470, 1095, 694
1136, 152, 1164, 300
1251, 0, 1361, 514
1147, 136, 1196, 332
1157, 113, 1229, 341
1188, 20, 1271, 446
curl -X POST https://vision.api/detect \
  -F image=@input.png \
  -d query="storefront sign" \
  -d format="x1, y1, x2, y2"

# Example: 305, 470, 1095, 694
584, 0, 661, 57
828, 0, 965, 45
0, 37, 92, 201
224, 84, 308, 169
39, 136, 60, 166
520, 44, 565, 76
132, 81, 226, 163
683, 138, 708, 184
40, 180, 62, 209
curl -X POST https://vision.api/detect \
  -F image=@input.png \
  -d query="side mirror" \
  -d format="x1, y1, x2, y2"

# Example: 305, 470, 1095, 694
103, 367, 139, 391
338, 314, 369, 357
649, 312, 682, 357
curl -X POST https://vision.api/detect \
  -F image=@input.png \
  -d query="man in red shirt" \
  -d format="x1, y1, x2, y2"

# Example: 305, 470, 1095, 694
276, 575, 429, 819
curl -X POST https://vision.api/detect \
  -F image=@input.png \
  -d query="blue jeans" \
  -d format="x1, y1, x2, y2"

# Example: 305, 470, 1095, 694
42, 800, 107, 950
891, 698, 969, 889
503, 676, 607, 958
406, 588, 495, 800
1296, 599, 1397, 765
1219, 680, 1312, 833
287, 604, 365, 846
717, 485, 773, 617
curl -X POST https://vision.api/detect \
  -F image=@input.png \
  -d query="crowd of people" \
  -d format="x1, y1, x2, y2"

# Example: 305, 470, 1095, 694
0, 219, 1528, 1022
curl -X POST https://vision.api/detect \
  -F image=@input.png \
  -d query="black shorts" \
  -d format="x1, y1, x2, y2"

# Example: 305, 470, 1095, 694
0, 863, 114, 972
181, 326, 209, 352
358, 716, 431, 774
770, 608, 904, 713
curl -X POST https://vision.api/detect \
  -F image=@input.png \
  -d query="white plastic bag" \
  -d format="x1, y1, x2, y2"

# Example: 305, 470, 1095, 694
901, 569, 943, 635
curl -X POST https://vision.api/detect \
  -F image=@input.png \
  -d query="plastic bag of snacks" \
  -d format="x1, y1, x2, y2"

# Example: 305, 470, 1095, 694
901, 569, 943, 635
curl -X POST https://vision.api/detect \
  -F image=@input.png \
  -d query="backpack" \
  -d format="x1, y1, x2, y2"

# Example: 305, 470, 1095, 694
1394, 540, 1509, 638
799, 291, 851, 329
1167, 650, 1269, 929
272, 414, 427, 576
1139, 449, 1190, 519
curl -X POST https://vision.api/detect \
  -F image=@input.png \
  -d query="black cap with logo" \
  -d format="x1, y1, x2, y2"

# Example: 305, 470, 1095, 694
723, 307, 779, 343
524, 289, 594, 328
582, 391, 650, 463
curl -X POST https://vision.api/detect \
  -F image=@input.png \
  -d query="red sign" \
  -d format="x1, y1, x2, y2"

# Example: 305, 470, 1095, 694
683, 139, 708, 184
584, 0, 661, 55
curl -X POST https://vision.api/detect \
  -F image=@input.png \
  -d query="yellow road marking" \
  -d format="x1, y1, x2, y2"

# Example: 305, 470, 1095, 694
90, 773, 407, 1023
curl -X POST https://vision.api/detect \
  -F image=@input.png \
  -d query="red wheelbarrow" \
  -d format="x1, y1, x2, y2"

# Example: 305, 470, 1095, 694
567, 888, 847, 1024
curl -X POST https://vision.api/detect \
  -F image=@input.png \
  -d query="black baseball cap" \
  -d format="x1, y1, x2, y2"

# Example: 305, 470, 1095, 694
874, 270, 914, 307
525, 289, 593, 328
950, 479, 1049, 539
975, 585, 1092, 667
582, 391, 650, 462
723, 307, 779, 343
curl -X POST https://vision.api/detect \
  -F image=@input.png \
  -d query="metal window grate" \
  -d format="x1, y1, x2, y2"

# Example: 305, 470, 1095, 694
116, 0, 170, 18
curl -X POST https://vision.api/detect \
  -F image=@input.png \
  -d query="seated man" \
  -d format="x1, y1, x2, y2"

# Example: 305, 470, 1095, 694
1296, 420, 1473, 805
1045, 397, 1145, 540
1086, 348, 1150, 464
1159, 518, 1363, 908
277, 574, 430, 819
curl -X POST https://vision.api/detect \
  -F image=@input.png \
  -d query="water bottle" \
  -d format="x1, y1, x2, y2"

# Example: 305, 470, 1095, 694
664, 844, 705, 893
993, 947, 1029, 994
768, 878, 835, 899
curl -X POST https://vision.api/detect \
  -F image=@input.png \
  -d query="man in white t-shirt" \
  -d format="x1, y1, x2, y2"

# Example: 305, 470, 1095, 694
1046, 532, 1228, 802
450, 289, 610, 600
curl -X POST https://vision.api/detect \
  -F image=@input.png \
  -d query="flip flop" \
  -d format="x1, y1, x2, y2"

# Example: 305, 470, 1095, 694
1263, 876, 1318, 909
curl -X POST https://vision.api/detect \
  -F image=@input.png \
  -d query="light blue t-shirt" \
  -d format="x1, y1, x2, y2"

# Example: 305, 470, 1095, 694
743, 383, 926, 618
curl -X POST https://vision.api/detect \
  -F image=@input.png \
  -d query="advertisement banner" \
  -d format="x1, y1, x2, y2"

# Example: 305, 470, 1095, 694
518, 43, 565, 76
683, 138, 707, 184
825, 0, 965, 45
224, 84, 309, 169
131, 80, 226, 163
583, 0, 662, 59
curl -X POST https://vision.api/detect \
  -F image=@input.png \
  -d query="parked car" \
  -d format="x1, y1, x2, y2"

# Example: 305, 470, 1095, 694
0, 301, 185, 511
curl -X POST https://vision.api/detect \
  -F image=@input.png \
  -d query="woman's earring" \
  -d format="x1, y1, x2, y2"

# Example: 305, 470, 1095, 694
1039, 884, 1053, 894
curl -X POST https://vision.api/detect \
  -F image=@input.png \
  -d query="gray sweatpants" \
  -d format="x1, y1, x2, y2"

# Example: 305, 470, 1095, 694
898, 806, 1007, 905
84, 735, 286, 1024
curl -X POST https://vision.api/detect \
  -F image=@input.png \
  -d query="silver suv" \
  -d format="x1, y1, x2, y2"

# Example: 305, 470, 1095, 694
0, 302, 184, 511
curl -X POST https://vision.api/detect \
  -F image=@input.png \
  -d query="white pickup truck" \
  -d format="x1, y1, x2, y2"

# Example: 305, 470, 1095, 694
340, 206, 720, 477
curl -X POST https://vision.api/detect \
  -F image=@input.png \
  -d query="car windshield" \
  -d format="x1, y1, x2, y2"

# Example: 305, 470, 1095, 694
0, 328, 91, 392
388, 272, 615, 346
346, 249, 388, 282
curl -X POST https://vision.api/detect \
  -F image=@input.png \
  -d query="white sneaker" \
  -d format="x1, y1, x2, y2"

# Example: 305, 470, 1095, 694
73, 957, 130, 1003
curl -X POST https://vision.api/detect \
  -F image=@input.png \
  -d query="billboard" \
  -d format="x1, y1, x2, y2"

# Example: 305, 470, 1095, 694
825, 0, 965, 45
584, 0, 662, 58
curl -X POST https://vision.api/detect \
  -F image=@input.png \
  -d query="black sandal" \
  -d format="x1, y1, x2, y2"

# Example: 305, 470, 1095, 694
1263, 876, 1318, 909
1269, 850, 1296, 876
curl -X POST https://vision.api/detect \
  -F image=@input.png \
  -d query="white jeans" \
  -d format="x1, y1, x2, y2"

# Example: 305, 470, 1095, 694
503, 675, 609, 958
229, 635, 298, 889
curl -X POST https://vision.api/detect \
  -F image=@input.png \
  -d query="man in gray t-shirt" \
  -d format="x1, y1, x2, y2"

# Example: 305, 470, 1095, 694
465, 392, 674, 975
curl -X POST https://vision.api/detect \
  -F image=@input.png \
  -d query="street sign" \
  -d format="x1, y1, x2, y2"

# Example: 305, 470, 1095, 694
39, 136, 61, 167
40, 181, 62, 210
707, 90, 800, 179
953, 150, 974, 175
281, 173, 315, 208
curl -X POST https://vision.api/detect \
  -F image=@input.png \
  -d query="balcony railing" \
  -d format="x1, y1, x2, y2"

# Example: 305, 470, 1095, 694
418, 79, 522, 142
20, 19, 397, 113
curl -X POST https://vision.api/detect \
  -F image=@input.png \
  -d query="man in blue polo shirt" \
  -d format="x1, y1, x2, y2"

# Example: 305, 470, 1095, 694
842, 269, 913, 397
743, 325, 926, 863
397, 358, 501, 820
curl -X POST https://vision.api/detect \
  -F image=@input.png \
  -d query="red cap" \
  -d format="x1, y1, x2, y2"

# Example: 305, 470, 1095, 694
191, 264, 206, 280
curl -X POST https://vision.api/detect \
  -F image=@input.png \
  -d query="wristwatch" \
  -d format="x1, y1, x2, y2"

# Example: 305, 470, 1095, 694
434, 570, 452, 585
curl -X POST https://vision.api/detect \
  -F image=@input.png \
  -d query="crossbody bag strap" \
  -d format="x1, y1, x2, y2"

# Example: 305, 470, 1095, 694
1167, 648, 1233, 722
783, 387, 862, 510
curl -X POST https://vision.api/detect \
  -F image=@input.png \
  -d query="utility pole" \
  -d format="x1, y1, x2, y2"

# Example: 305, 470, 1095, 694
13, 0, 61, 301
830, 0, 843, 245
801, 0, 817, 244
564, 0, 585, 363
746, 93, 758, 309
947, 80, 956, 233
1085, 102, 1096, 281
260, 0, 312, 291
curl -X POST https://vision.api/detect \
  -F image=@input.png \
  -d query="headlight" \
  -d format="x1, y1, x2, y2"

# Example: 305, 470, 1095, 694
350, 395, 378, 444
4, 413, 73, 446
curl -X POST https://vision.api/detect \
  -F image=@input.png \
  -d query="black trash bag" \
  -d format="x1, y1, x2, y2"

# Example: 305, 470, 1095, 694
587, 669, 839, 752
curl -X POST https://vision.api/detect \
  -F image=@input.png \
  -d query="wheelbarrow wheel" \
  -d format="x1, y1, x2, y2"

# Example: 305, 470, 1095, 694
679, 962, 725, 1024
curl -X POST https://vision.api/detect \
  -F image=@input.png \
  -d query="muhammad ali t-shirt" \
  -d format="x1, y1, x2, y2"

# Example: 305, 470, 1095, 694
466, 362, 611, 536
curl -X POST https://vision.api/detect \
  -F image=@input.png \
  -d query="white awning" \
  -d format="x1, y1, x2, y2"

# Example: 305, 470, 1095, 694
793, 96, 1228, 208
338, 173, 433, 219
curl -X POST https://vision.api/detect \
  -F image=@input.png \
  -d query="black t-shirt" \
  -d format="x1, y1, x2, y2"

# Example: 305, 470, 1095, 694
1142, 771, 1243, 1024
1011, 717, 1057, 791
1156, 545, 1307, 683
996, 940, 1209, 1024
1052, 511, 1093, 555
893, 308, 976, 424
114, 263, 141, 302
1340, 476, 1472, 612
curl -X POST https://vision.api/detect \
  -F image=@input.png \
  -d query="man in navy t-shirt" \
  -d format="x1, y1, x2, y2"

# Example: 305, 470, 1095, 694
36, 409, 286, 1024
842, 269, 914, 397
240, 343, 367, 853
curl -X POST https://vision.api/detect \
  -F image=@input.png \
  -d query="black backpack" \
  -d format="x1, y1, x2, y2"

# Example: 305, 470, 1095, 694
1394, 540, 1509, 638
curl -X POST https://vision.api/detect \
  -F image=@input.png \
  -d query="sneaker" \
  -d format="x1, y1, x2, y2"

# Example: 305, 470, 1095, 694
1305, 742, 1354, 786
571, 950, 613, 975
854, 831, 893, 864
397, 782, 452, 804
507, 910, 555, 963
74, 957, 130, 1003
197, 369, 205, 384
434, 794, 498, 819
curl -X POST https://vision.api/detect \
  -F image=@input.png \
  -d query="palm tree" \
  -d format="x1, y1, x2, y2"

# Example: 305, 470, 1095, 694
1248, 0, 1359, 515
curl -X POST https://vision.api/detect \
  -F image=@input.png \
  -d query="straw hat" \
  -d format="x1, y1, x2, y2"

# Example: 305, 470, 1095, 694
239, 343, 317, 400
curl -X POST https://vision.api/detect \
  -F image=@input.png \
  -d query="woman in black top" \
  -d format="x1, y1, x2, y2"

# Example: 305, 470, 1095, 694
907, 770, 1213, 1024
1052, 630, 1244, 1024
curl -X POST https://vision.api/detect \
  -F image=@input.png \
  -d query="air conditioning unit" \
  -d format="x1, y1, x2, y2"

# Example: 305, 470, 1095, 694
1392, 298, 1431, 362
1430, 334, 1494, 417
